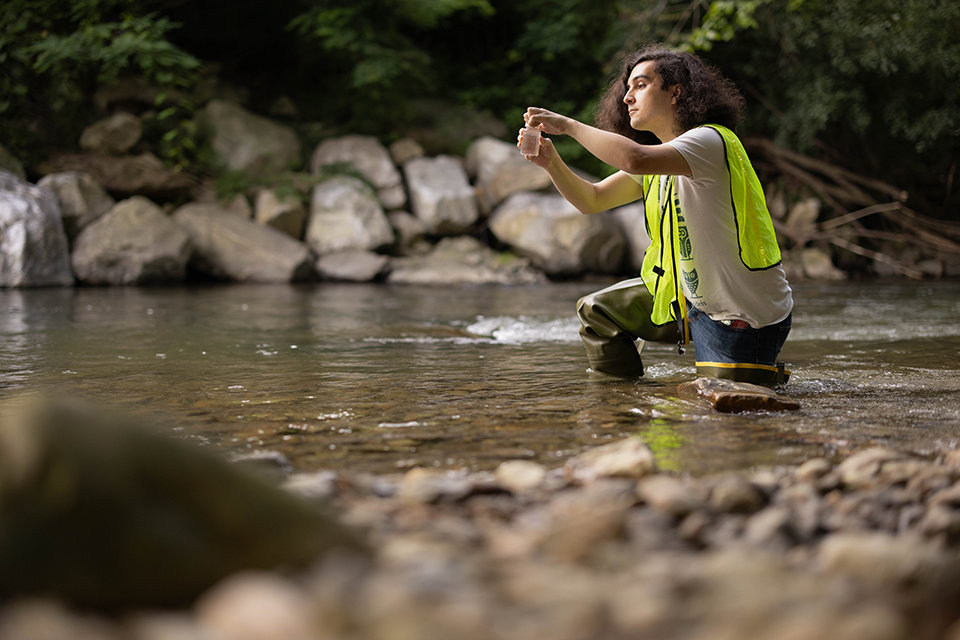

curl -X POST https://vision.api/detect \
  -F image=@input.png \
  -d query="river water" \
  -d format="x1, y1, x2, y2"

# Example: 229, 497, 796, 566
2, 280, 959, 476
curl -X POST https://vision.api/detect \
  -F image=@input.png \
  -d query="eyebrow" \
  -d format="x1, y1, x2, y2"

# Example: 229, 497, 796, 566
628, 73, 653, 85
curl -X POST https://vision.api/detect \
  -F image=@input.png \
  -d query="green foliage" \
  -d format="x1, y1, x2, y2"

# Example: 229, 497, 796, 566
0, 0, 201, 169
701, 0, 960, 209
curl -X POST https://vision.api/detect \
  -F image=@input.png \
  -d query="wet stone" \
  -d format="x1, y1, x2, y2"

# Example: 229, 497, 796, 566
636, 474, 703, 517
678, 378, 800, 413
796, 457, 833, 483
495, 460, 547, 494
836, 447, 907, 490
564, 437, 656, 483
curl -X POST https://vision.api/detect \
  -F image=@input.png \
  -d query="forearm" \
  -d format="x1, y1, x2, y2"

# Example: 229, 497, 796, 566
543, 155, 607, 215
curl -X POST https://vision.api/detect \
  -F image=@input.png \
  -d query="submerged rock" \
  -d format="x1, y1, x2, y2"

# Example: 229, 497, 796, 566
678, 377, 800, 413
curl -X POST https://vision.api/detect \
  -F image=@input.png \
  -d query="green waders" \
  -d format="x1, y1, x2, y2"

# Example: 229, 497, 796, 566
576, 277, 680, 376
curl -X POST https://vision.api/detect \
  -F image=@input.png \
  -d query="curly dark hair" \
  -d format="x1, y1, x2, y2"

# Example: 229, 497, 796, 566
594, 45, 745, 144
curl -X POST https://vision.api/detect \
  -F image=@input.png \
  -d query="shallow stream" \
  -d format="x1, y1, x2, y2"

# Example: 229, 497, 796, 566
2, 279, 959, 476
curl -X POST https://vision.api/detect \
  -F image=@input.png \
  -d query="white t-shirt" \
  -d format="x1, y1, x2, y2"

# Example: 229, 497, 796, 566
627, 127, 793, 328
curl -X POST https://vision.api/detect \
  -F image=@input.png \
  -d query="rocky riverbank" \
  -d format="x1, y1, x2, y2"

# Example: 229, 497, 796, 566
4, 96, 958, 289
4, 398, 960, 640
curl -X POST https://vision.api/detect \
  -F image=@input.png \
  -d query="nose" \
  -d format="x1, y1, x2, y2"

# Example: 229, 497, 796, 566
623, 91, 634, 105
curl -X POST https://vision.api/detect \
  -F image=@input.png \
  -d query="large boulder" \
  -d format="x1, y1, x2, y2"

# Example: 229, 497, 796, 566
0, 170, 74, 287
310, 136, 406, 210
37, 171, 115, 241
254, 188, 306, 239
489, 192, 627, 277
36, 152, 193, 199
464, 136, 552, 212
387, 235, 546, 285
403, 156, 479, 235
315, 249, 390, 282
305, 176, 394, 255
79, 112, 143, 155
202, 100, 301, 177
71, 196, 192, 285
0, 397, 367, 607
173, 203, 313, 282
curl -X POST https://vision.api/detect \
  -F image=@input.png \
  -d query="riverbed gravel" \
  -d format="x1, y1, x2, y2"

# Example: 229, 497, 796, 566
4, 439, 960, 640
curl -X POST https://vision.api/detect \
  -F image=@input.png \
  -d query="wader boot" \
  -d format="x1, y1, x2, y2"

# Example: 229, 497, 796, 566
577, 278, 681, 377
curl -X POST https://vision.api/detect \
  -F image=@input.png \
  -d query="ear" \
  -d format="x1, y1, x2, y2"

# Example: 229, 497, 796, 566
671, 84, 682, 104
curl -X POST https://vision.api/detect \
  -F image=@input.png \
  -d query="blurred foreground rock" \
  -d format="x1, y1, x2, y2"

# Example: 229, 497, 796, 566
0, 398, 367, 608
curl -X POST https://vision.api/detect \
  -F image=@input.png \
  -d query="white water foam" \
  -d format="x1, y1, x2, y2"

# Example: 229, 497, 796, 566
465, 316, 582, 344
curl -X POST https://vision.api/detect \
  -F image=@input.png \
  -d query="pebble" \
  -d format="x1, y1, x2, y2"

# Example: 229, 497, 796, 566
195, 572, 317, 640
563, 437, 656, 483
636, 474, 703, 517
495, 460, 547, 493
709, 476, 767, 513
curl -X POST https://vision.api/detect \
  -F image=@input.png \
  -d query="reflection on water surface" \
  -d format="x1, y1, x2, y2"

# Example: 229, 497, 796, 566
2, 280, 959, 476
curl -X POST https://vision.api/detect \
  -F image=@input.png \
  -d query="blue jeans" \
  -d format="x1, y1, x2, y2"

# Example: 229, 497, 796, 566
687, 303, 791, 366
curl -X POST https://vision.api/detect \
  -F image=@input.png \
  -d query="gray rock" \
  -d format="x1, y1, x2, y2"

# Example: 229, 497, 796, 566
72, 196, 191, 285
403, 156, 479, 235
464, 136, 552, 212
173, 203, 312, 282
306, 177, 394, 255
37, 171, 115, 240
79, 112, 143, 155
203, 100, 301, 177
0, 397, 366, 607
836, 447, 906, 490
315, 250, 390, 282
488, 192, 627, 276
709, 476, 766, 514
254, 189, 306, 238
743, 506, 794, 550
389, 138, 424, 166
195, 572, 316, 640
795, 457, 832, 483
0, 143, 26, 180
611, 202, 651, 273
564, 437, 656, 483
636, 474, 702, 517
387, 210, 429, 254
311, 135, 406, 209
496, 460, 548, 494
387, 235, 545, 285
37, 152, 194, 199
398, 468, 473, 504
283, 471, 339, 502
225, 193, 252, 219
819, 531, 947, 587
0, 170, 74, 287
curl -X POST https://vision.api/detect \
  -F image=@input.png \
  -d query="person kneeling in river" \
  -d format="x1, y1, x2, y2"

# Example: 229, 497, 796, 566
519, 45, 793, 385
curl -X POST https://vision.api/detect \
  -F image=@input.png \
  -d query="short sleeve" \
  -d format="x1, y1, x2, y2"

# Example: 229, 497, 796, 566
665, 127, 726, 183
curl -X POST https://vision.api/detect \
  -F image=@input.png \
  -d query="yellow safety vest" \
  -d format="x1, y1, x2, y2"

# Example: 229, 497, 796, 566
639, 124, 782, 348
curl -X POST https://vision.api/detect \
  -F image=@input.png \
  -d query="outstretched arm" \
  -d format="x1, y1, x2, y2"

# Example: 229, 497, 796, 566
524, 107, 691, 178
518, 128, 643, 215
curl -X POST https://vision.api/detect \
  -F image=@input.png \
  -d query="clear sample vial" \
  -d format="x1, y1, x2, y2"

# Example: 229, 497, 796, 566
520, 124, 541, 156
